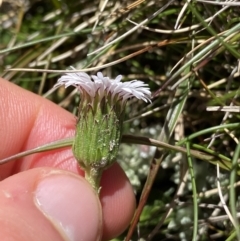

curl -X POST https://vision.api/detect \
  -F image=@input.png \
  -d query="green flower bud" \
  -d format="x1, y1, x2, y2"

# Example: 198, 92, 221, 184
73, 94, 124, 191
54, 69, 151, 193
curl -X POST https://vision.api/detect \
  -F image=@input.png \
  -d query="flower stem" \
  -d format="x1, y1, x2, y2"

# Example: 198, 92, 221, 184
85, 167, 103, 194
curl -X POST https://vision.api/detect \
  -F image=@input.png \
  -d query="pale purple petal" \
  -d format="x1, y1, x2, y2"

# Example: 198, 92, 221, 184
114, 75, 122, 83
54, 68, 151, 103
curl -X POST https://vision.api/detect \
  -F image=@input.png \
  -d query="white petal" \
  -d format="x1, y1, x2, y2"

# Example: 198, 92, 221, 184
54, 69, 151, 103
114, 75, 122, 83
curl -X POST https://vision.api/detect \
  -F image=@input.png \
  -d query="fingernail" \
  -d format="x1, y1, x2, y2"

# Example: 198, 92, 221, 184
34, 173, 102, 241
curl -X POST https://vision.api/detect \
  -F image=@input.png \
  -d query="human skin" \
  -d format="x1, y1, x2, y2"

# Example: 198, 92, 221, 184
0, 78, 136, 241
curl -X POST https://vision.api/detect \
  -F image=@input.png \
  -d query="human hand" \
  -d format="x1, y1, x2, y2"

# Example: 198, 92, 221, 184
0, 78, 135, 241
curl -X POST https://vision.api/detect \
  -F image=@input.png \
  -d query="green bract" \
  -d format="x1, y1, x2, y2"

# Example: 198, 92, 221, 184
54, 68, 151, 193
73, 93, 124, 191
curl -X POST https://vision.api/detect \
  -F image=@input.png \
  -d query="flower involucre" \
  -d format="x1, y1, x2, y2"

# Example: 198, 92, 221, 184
55, 69, 151, 193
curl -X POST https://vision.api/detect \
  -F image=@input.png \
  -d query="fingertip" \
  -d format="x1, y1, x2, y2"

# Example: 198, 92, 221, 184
0, 168, 103, 241
35, 169, 103, 241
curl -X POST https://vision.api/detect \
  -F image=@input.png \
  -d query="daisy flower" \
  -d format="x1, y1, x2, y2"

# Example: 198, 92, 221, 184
54, 68, 151, 193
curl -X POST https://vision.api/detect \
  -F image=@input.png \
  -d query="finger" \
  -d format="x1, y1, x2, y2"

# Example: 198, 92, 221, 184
0, 77, 76, 178
100, 163, 136, 240
0, 168, 102, 241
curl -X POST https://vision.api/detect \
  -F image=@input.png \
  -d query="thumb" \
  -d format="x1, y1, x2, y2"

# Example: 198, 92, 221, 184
0, 168, 102, 241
